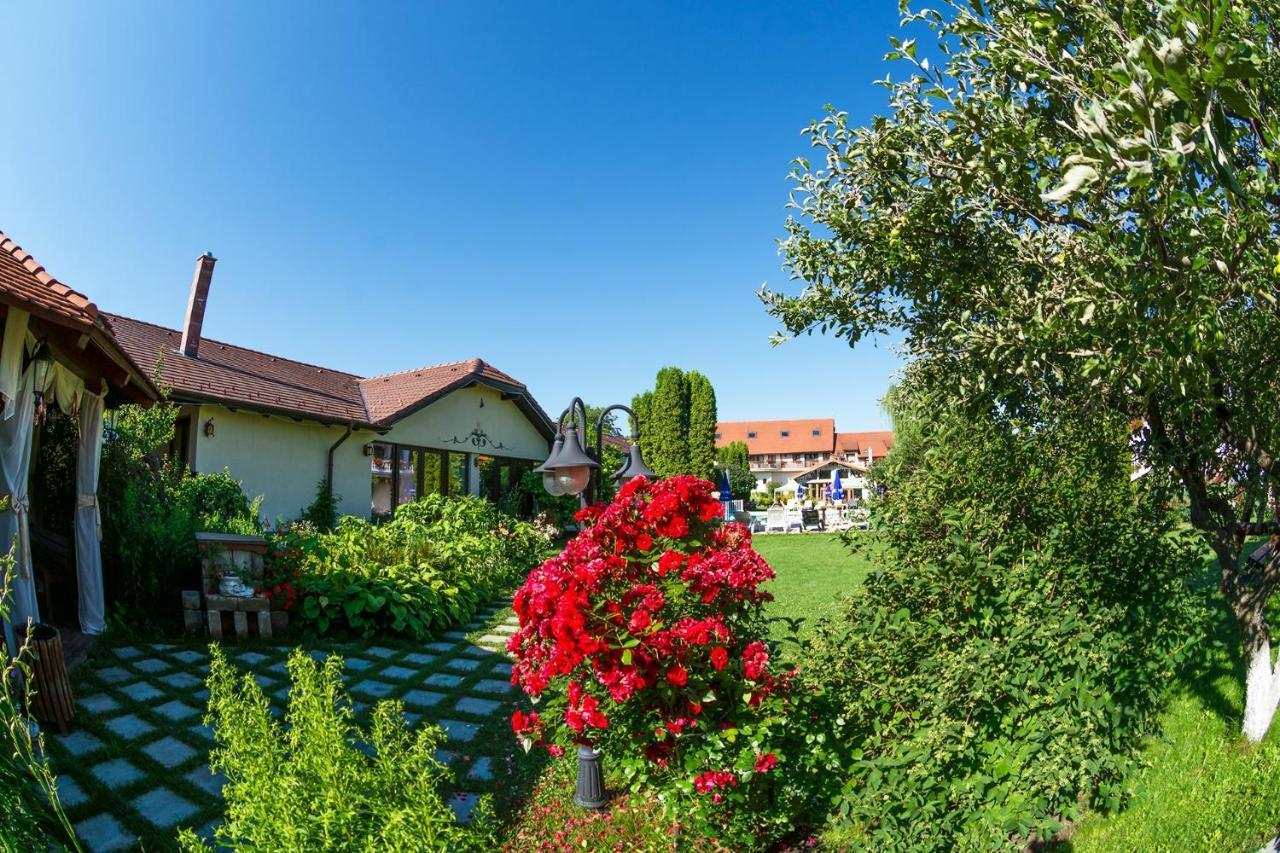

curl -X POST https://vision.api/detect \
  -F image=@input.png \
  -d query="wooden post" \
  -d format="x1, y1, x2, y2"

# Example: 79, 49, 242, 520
22, 625, 75, 735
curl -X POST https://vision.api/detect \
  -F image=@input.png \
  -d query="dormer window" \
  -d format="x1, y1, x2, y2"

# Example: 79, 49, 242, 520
714, 432, 722, 440
747, 431, 757, 438
781, 430, 790, 438
811, 429, 821, 436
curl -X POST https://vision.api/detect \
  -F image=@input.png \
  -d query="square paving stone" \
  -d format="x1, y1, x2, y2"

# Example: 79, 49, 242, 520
151, 643, 175, 651
473, 679, 514, 695
466, 756, 493, 781
491, 662, 513, 677
455, 696, 500, 716
237, 652, 269, 666
434, 748, 455, 765
364, 645, 396, 658
273, 685, 291, 701
425, 642, 457, 654
494, 624, 518, 634
105, 714, 155, 740
351, 679, 394, 698
79, 693, 120, 715
133, 658, 170, 674
189, 723, 214, 741
91, 757, 144, 787
74, 813, 136, 853
56, 776, 88, 809
403, 710, 422, 726
438, 719, 479, 742
160, 672, 203, 690
442, 630, 468, 641
143, 735, 197, 768
478, 634, 509, 647
402, 689, 446, 708
185, 765, 227, 799
403, 652, 436, 666
380, 665, 417, 681
119, 681, 164, 703
113, 646, 143, 660
132, 787, 199, 828
461, 644, 493, 658
307, 649, 330, 662
444, 657, 482, 673
345, 657, 374, 671
170, 650, 206, 665
267, 659, 290, 675
154, 700, 199, 721
425, 672, 464, 689
57, 730, 104, 757
97, 666, 132, 684
449, 792, 482, 824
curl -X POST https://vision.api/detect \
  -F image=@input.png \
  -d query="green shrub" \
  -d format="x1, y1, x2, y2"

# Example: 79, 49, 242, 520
299, 479, 339, 532
180, 646, 492, 850
287, 495, 548, 640
807, 388, 1205, 850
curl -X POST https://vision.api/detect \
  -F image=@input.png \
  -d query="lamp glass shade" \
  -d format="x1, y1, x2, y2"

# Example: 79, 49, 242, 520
542, 470, 567, 497
555, 465, 592, 496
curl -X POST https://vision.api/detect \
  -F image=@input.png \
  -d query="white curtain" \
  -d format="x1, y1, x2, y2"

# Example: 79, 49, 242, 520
75, 389, 106, 635
0, 367, 37, 627
0, 309, 28, 420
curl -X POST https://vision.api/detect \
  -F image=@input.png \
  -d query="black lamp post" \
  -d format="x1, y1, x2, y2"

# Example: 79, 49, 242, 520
532, 397, 657, 809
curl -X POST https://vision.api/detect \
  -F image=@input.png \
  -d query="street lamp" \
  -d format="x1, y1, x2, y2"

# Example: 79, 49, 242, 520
532, 397, 658, 809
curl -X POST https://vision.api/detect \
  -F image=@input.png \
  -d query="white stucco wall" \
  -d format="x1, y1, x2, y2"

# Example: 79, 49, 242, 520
189, 384, 551, 523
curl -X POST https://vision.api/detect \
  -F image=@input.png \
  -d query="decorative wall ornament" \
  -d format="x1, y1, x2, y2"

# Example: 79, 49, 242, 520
442, 423, 507, 450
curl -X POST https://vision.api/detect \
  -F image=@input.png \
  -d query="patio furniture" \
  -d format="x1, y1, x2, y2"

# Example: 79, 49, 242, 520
194, 532, 288, 641
784, 508, 803, 533
800, 508, 824, 531
825, 508, 853, 531
765, 507, 787, 533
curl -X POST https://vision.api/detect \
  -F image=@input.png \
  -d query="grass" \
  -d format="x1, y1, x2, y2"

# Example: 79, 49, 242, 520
752, 532, 877, 640
1062, 544, 1280, 852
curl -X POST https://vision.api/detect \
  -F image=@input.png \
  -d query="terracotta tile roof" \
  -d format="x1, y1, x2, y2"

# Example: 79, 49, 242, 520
104, 313, 552, 435
0, 231, 98, 329
715, 419, 835, 456
360, 359, 529, 423
835, 430, 895, 460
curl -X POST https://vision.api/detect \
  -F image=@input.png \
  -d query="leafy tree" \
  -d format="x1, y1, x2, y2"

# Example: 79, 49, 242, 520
763, 0, 1280, 741
647, 367, 691, 478
717, 440, 751, 471
686, 370, 719, 480
719, 463, 755, 502
631, 390, 653, 446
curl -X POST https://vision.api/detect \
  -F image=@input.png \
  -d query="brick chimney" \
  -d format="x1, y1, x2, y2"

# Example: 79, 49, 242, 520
181, 252, 217, 358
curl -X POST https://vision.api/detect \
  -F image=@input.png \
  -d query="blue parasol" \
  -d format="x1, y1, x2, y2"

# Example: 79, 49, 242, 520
832, 469, 845, 501
795, 482, 805, 500
719, 470, 732, 502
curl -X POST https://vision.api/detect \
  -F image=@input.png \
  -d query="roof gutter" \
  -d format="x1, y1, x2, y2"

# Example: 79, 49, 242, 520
326, 422, 355, 492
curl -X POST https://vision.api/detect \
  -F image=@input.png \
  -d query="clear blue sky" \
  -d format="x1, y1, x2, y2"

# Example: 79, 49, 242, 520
0, 1, 905, 431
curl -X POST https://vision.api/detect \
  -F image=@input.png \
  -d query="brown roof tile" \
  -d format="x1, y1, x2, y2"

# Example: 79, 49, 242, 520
0, 231, 98, 328
835, 430, 894, 460
104, 313, 551, 435
715, 418, 835, 456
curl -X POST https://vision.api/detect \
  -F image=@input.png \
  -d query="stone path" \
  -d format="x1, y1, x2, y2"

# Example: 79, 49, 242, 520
45, 602, 525, 852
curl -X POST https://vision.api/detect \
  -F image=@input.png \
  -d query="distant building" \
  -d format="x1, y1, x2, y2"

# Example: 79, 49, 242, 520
714, 419, 893, 502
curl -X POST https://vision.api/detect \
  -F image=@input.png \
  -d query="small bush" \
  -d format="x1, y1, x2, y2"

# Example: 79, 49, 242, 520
285, 495, 549, 640
181, 645, 493, 851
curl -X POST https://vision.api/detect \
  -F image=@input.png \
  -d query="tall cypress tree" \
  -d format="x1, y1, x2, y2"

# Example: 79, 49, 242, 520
631, 391, 653, 447
686, 371, 717, 481
649, 367, 690, 477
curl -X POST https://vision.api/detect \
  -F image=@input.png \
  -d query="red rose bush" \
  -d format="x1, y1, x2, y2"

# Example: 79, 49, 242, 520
508, 475, 813, 846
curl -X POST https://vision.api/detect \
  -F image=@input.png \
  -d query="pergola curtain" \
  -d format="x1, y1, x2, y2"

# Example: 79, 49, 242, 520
75, 390, 106, 634
0, 366, 37, 628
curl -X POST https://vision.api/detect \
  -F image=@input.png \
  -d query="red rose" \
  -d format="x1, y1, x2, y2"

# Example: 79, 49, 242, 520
635, 533, 653, 551
666, 664, 688, 687
754, 753, 777, 773
710, 646, 728, 671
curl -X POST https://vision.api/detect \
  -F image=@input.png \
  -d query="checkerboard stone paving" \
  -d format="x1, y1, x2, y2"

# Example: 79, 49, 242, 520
49, 599, 527, 849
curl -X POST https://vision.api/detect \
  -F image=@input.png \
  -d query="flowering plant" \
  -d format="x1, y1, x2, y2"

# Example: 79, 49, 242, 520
509, 476, 807, 846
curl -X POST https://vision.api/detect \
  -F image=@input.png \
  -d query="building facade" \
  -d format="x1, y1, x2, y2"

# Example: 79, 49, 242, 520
109, 254, 554, 522
715, 418, 893, 502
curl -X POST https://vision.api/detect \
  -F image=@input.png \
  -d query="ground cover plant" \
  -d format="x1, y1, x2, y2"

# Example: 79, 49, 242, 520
802, 384, 1205, 850
273, 494, 548, 640
507, 475, 837, 849
177, 646, 495, 851
751, 533, 875, 642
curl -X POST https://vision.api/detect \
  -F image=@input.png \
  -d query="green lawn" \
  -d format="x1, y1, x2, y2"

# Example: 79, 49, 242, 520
1063, 546, 1280, 852
753, 532, 876, 640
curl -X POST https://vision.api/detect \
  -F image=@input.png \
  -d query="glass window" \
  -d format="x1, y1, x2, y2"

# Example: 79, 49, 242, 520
747, 431, 756, 438
446, 451, 467, 496
422, 450, 443, 497
371, 442, 394, 519
396, 447, 419, 506
781, 430, 790, 437
811, 429, 821, 437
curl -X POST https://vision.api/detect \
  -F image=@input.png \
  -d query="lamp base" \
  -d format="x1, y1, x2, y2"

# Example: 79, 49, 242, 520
573, 745, 607, 810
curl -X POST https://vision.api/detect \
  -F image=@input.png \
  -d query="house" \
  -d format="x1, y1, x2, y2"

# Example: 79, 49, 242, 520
715, 419, 893, 501
108, 254, 556, 522
0, 230, 157, 645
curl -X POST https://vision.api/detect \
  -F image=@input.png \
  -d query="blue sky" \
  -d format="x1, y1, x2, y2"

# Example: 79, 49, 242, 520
0, 1, 905, 431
